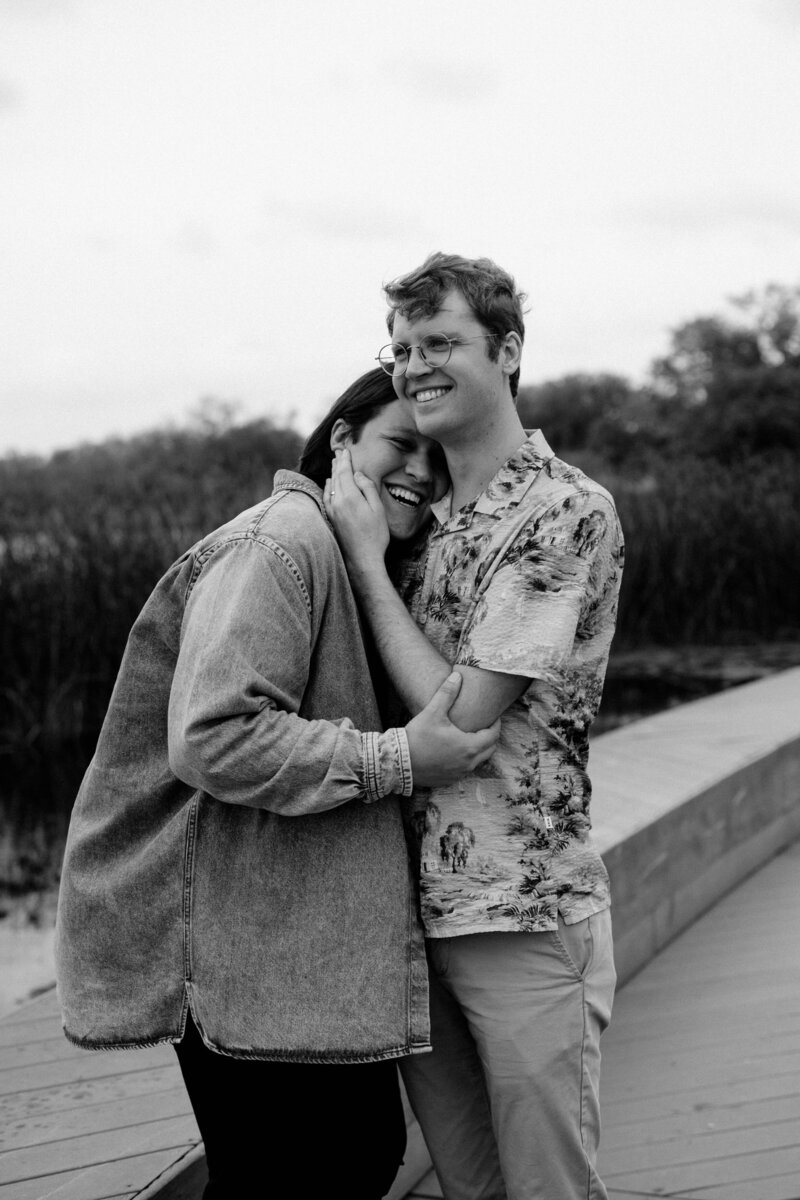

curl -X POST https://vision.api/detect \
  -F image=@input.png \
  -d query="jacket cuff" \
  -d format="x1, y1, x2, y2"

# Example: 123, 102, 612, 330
361, 729, 413, 803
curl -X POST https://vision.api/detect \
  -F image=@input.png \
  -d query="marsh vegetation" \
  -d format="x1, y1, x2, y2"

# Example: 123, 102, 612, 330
2, 285, 799, 917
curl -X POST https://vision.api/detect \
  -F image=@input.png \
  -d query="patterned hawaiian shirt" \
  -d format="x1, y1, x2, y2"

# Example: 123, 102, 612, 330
396, 431, 625, 936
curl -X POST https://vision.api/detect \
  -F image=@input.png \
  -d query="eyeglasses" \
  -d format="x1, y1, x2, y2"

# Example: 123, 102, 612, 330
375, 333, 496, 377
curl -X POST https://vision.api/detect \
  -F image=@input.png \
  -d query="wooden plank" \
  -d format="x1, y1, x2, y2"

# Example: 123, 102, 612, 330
404, 1167, 442, 1199
1, 1086, 192, 1152
602, 1022, 800, 1067
135, 1145, 206, 1200
0, 1065, 182, 1125
610, 976, 800, 1017
602, 1069, 800, 1126
604, 1038, 800, 1095
0, 1168, 94, 1200
596, 840, 800, 1197
385, 1114, 432, 1200
0, 1045, 178, 1098
601, 1091, 800, 1151
601, 1115, 800, 1173
679, 1174, 800, 1200
0, 1018, 68, 1050
0, 988, 197, 1200
0, 1036, 134, 1072
603, 1048, 800, 1100
0, 992, 60, 1026
0, 1115, 199, 1185
12, 1147, 192, 1200
606, 1192, 667, 1200
600, 1000, 800, 1045
604, 1144, 800, 1193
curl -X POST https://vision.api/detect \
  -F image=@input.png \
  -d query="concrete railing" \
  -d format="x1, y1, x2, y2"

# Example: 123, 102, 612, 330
385, 666, 800, 1199
589, 665, 800, 985
155, 666, 800, 1197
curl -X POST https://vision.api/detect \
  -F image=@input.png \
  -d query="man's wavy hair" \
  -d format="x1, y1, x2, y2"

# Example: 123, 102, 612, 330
297, 368, 398, 489
383, 252, 527, 398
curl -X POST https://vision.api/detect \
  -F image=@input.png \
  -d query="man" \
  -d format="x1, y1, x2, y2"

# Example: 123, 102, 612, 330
328, 252, 625, 1199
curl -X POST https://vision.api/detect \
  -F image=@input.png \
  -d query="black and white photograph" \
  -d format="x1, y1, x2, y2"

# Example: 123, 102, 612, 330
1, 2, 799, 1197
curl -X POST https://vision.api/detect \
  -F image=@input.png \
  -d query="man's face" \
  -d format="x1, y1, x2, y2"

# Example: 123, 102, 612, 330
331, 399, 449, 541
389, 288, 515, 444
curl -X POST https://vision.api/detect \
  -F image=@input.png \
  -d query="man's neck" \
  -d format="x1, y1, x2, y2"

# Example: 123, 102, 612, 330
445, 409, 528, 513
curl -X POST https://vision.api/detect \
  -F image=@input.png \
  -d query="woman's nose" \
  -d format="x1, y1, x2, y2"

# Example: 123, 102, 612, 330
405, 450, 432, 481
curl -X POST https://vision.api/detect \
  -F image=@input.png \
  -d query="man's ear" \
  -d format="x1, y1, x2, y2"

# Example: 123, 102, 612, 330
500, 331, 522, 377
330, 419, 353, 454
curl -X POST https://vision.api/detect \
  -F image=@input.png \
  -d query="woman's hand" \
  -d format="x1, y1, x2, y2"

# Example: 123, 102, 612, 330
405, 672, 501, 786
324, 449, 390, 573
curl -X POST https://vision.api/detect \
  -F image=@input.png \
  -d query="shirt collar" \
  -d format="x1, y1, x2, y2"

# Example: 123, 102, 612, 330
431, 429, 554, 530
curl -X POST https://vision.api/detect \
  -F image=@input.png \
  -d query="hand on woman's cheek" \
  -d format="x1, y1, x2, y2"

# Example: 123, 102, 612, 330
328, 450, 390, 570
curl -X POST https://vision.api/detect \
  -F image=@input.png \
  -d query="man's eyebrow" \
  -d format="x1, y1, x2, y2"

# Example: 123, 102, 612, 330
392, 329, 457, 345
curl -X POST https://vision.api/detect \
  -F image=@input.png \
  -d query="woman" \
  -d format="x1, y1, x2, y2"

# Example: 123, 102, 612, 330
55, 368, 499, 1199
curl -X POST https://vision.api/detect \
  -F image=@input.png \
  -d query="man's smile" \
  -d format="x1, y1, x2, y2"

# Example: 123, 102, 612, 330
411, 386, 452, 404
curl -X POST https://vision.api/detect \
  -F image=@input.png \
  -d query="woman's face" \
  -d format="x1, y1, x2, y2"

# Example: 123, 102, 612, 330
331, 399, 449, 541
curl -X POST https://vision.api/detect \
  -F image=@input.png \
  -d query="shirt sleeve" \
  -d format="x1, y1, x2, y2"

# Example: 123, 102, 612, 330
167, 537, 412, 814
457, 491, 623, 685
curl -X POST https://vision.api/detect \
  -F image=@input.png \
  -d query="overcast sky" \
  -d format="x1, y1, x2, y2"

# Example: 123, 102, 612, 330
1, 0, 799, 456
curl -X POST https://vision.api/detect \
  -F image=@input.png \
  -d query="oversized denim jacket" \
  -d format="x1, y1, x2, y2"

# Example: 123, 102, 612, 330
55, 472, 430, 1062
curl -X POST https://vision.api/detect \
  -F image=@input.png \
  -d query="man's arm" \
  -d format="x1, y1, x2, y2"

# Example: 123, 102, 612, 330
327, 452, 529, 731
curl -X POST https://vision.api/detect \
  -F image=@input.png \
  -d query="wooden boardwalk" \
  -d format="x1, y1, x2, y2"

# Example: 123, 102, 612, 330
405, 837, 800, 1200
0, 1003, 202, 1199
2, 841, 798, 1199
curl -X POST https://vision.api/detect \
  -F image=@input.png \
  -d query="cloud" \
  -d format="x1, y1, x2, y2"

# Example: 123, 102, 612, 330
389, 58, 500, 104
758, 0, 800, 30
0, 0, 72, 18
612, 196, 800, 236
170, 220, 220, 257
0, 79, 20, 111
327, 55, 500, 106
263, 194, 434, 242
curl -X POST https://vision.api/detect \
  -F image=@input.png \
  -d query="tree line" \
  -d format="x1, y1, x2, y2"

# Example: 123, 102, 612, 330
0, 283, 798, 894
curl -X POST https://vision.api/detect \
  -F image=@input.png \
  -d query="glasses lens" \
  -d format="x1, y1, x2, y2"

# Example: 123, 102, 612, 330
419, 336, 452, 367
377, 345, 406, 376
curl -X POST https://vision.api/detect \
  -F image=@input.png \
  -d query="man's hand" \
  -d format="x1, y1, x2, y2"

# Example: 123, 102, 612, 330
324, 449, 390, 573
405, 672, 500, 787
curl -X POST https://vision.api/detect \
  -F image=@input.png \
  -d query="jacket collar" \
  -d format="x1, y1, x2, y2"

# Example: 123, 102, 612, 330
273, 469, 327, 517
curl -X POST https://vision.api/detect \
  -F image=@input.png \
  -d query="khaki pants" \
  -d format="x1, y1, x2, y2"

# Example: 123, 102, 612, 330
400, 911, 616, 1200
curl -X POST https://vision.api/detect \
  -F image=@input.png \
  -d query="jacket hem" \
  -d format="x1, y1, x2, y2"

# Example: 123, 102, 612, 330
63, 1027, 181, 1052
62, 1025, 431, 1062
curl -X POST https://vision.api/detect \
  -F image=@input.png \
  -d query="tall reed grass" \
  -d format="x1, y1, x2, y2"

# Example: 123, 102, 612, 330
612, 453, 799, 645
1, 429, 798, 900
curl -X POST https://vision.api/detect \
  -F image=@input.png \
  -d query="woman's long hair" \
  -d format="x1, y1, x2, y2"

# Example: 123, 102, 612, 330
297, 368, 397, 488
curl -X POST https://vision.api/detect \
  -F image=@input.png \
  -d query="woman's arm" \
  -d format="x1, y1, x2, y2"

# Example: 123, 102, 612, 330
167, 537, 498, 814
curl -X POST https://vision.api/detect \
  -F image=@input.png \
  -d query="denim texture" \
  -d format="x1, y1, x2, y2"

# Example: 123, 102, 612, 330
56, 472, 430, 1062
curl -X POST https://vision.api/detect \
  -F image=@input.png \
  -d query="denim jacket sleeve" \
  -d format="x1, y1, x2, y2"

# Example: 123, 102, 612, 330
167, 536, 411, 814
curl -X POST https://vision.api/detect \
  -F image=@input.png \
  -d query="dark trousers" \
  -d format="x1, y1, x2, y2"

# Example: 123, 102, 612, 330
174, 1012, 407, 1199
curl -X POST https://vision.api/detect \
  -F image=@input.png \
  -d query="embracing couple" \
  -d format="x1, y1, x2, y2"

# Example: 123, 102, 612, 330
56, 253, 625, 1200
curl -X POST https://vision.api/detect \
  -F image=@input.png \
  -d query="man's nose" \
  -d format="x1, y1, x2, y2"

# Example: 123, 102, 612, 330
405, 344, 433, 377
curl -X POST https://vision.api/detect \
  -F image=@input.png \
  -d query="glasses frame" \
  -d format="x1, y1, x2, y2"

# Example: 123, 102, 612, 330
375, 333, 497, 377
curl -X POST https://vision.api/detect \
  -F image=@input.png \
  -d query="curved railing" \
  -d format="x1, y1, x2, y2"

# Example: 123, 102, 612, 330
2, 668, 798, 1199
590, 665, 800, 985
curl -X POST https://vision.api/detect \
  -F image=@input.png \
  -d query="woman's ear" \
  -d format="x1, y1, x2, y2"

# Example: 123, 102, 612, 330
330, 419, 353, 454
